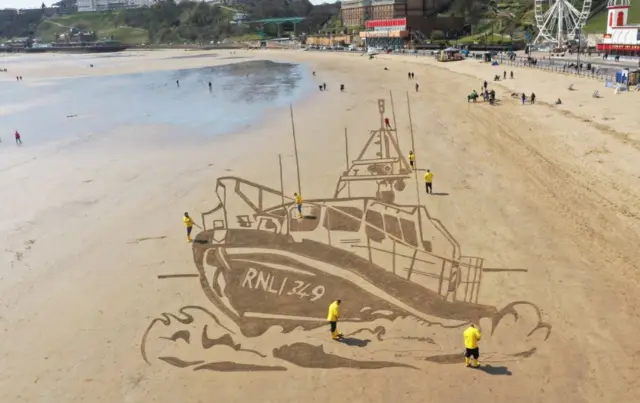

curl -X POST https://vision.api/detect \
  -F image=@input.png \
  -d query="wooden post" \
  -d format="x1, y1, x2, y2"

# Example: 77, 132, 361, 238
390, 90, 400, 149
345, 127, 351, 198
406, 91, 421, 207
290, 104, 302, 195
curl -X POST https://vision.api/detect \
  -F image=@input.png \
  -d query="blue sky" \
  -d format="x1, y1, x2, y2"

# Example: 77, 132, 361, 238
4, 0, 334, 8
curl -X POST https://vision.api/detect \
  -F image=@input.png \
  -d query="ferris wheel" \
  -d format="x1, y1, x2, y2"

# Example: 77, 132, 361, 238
534, 0, 592, 45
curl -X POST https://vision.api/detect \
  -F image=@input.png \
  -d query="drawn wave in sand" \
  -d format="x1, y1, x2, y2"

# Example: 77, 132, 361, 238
140, 302, 550, 372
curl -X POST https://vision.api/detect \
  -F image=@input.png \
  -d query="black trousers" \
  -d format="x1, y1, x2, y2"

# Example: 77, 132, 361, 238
329, 321, 337, 333
465, 347, 479, 359
425, 182, 432, 194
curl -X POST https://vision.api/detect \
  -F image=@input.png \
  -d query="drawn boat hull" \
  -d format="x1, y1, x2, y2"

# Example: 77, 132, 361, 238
193, 229, 497, 337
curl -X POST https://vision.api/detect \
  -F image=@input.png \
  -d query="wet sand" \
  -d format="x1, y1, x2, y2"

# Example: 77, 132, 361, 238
1, 49, 639, 402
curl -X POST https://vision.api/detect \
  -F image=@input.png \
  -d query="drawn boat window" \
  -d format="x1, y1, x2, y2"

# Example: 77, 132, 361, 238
365, 210, 385, 242
383, 214, 402, 240
323, 207, 363, 232
400, 218, 418, 246
289, 206, 321, 232
213, 219, 225, 229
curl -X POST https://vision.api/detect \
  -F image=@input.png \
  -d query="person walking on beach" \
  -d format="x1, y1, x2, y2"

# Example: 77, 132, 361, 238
521, 93, 526, 105
176, 79, 180, 88
384, 117, 392, 130
424, 169, 433, 194
415, 82, 419, 92
530, 92, 536, 104
510, 71, 514, 79
294, 192, 303, 219
483, 80, 488, 90
464, 324, 482, 368
408, 150, 416, 170
408, 72, 411, 80
327, 299, 343, 340
340, 84, 344, 92
323, 82, 326, 91
14, 130, 22, 145
183, 212, 201, 243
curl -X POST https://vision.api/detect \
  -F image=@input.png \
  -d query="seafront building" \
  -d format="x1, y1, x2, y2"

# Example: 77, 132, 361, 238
78, 0, 151, 12
596, 0, 640, 55
342, 0, 467, 49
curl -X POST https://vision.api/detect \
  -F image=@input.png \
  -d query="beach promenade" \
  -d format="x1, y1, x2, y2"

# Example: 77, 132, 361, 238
0, 49, 639, 403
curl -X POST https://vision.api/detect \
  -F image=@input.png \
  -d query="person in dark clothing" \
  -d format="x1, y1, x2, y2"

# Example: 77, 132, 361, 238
503, 71, 506, 79
208, 82, 212, 91
483, 81, 488, 90
510, 71, 514, 79
340, 84, 344, 92
176, 80, 180, 88
530, 92, 536, 104
521, 93, 526, 105
323, 82, 326, 90
415, 82, 419, 92
408, 72, 411, 79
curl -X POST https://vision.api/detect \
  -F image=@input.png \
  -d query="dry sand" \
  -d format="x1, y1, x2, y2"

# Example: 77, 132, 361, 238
1, 49, 639, 402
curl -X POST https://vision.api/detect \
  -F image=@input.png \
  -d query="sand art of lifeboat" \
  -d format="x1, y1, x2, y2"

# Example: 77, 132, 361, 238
191, 99, 498, 338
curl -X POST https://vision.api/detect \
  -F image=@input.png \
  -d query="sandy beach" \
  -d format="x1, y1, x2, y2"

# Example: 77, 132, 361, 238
1, 48, 639, 402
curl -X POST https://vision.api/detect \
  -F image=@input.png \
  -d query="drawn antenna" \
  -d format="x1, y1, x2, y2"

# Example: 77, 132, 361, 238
334, 97, 412, 203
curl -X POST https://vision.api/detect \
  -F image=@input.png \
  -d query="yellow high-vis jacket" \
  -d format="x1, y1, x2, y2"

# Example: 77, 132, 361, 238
463, 326, 482, 349
327, 301, 340, 322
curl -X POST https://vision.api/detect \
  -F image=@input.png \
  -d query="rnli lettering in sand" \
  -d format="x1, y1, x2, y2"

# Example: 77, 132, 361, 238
241, 267, 326, 301
141, 96, 552, 373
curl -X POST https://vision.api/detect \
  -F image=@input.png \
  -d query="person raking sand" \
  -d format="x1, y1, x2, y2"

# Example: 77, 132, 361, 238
464, 324, 482, 368
183, 212, 202, 243
327, 299, 343, 340
294, 192, 303, 218
408, 150, 416, 169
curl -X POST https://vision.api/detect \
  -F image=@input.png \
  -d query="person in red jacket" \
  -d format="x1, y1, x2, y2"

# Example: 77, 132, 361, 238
14, 131, 22, 145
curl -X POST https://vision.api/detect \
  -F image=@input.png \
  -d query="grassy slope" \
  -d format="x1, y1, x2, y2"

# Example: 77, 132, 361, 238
33, 3, 639, 45
583, 6, 640, 33
36, 12, 148, 44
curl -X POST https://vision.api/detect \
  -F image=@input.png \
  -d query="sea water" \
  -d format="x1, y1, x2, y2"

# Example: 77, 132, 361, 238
0, 60, 312, 145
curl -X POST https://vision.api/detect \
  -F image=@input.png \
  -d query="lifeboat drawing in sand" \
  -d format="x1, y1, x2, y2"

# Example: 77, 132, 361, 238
189, 98, 551, 343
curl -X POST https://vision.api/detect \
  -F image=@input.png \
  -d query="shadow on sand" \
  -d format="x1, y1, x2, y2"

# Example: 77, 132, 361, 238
473, 365, 512, 376
336, 337, 371, 347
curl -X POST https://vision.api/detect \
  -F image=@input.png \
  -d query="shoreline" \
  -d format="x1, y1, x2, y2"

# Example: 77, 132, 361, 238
0, 49, 638, 402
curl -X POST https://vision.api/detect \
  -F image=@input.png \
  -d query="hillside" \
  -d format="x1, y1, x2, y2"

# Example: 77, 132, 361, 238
3, 0, 335, 44
2, 0, 636, 45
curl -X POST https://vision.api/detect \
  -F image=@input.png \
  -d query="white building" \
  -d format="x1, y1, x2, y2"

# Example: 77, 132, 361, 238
78, 0, 151, 12
596, 0, 640, 54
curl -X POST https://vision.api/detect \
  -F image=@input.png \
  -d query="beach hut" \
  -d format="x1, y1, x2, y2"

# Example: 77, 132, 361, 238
436, 47, 463, 62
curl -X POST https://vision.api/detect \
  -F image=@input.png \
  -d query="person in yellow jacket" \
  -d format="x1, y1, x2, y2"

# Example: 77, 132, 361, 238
294, 192, 303, 219
424, 169, 433, 194
408, 150, 416, 170
327, 299, 343, 340
183, 212, 201, 242
463, 324, 482, 367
